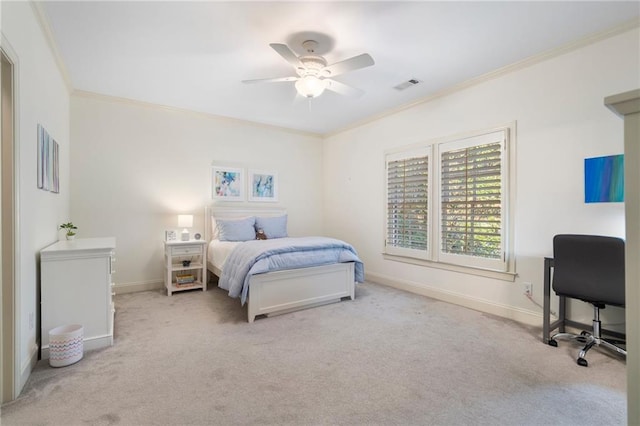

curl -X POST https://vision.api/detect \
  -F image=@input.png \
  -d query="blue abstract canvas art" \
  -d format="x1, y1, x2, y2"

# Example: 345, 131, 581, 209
584, 154, 624, 203
212, 166, 244, 201
248, 170, 278, 202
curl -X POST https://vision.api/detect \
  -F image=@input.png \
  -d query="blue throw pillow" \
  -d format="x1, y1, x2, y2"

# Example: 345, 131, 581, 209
255, 215, 288, 239
216, 217, 256, 241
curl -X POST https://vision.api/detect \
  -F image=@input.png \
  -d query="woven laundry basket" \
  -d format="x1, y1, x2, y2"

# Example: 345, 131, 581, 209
48, 324, 83, 367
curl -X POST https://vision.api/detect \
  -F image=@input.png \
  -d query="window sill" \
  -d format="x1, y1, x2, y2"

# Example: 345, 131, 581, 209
382, 253, 517, 282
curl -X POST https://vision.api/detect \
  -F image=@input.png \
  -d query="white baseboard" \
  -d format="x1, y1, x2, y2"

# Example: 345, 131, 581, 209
113, 280, 163, 294
115, 275, 543, 326
366, 272, 542, 327
19, 344, 38, 394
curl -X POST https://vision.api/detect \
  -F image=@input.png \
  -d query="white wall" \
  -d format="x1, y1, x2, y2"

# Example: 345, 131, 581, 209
2, 2, 70, 390
70, 94, 323, 291
323, 28, 639, 327
69, 27, 639, 328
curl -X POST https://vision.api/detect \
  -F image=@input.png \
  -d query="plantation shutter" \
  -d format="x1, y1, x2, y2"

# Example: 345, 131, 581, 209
386, 149, 429, 258
439, 130, 506, 269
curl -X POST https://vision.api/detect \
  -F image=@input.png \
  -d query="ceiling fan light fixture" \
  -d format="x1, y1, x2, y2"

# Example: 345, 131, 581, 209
295, 75, 326, 98
244, 41, 374, 99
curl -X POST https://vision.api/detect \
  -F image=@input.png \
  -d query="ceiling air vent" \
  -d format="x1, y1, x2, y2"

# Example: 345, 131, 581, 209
394, 79, 421, 91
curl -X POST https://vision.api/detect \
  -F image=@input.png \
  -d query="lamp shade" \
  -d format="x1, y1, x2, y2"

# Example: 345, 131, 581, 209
295, 76, 326, 98
178, 215, 193, 228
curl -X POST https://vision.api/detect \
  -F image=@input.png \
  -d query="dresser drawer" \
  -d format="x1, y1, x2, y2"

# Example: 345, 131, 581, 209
171, 245, 203, 256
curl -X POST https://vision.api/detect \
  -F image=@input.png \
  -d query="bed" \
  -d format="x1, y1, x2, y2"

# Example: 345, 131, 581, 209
205, 206, 364, 322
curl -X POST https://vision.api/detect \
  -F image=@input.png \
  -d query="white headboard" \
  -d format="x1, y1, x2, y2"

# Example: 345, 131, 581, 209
204, 205, 287, 242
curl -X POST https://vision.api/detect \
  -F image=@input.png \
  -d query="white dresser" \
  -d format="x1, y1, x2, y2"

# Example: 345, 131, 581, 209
40, 237, 116, 358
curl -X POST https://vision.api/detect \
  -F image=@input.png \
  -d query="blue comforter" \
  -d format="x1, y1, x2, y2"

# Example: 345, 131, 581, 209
219, 236, 364, 305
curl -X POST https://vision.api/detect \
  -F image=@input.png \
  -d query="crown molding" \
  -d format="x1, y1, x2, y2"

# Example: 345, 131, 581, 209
326, 17, 640, 138
30, 1, 73, 94
25, 0, 639, 140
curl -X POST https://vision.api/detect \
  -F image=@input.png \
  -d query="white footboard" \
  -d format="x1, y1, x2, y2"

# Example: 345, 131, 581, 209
247, 262, 356, 323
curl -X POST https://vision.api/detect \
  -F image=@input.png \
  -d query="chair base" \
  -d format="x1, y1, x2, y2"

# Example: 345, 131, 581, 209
549, 307, 626, 367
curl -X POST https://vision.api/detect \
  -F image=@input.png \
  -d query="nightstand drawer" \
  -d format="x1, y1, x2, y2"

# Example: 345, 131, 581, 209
171, 245, 203, 256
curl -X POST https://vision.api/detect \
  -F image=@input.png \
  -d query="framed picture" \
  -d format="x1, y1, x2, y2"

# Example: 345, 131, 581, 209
165, 230, 177, 241
212, 166, 244, 201
248, 170, 278, 202
37, 124, 59, 193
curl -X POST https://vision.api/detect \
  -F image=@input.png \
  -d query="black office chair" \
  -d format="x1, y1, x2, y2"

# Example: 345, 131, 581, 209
548, 234, 626, 366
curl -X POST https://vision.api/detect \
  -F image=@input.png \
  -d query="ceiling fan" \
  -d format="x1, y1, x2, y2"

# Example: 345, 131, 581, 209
242, 40, 374, 99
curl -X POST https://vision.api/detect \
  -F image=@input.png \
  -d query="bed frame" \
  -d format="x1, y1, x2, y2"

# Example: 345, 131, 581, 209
205, 206, 356, 322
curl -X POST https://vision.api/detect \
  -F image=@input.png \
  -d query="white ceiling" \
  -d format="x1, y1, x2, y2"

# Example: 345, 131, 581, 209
41, 1, 640, 135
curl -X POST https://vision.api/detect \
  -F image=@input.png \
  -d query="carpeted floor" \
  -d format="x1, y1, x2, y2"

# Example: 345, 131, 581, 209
0, 282, 627, 425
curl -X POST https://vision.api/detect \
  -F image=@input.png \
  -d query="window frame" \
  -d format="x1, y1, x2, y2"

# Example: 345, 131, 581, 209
384, 124, 516, 279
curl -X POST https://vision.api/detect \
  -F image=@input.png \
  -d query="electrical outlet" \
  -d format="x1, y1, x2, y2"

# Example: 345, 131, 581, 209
523, 282, 533, 296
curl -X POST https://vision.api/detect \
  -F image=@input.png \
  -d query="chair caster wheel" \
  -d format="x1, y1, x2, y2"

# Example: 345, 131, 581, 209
577, 358, 588, 367
548, 340, 558, 347
580, 330, 589, 336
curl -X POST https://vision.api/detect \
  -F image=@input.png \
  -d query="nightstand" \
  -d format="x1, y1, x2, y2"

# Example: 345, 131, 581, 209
163, 240, 207, 296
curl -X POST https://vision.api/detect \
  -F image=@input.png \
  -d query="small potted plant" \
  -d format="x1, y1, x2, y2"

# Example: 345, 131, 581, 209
59, 222, 78, 240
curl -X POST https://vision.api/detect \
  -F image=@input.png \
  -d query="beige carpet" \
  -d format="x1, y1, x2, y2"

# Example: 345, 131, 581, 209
1, 282, 627, 425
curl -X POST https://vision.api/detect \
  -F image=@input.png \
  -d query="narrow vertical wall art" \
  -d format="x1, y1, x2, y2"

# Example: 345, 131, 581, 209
37, 124, 59, 193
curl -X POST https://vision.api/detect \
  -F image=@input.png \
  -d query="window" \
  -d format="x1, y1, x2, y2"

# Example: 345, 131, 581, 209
386, 148, 430, 259
385, 126, 513, 274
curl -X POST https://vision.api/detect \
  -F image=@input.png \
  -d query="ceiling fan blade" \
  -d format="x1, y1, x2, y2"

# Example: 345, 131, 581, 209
321, 53, 374, 78
324, 79, 364, 98
242, 76, 298, 84
270, 43, 304, 69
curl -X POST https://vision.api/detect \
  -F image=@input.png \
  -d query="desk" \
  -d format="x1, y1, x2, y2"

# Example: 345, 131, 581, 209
543, 256, 625, 343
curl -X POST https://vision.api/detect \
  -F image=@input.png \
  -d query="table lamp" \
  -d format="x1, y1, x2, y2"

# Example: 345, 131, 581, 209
178, 214, 193, 241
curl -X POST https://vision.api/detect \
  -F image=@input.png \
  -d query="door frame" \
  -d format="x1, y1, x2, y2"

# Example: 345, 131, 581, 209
1, 34, 20, 403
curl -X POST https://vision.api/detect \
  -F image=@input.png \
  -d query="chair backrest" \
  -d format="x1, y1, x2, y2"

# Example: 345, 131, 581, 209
552, 234, 625, 306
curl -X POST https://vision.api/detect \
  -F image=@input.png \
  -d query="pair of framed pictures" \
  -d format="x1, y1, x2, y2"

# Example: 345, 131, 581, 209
212, 166, 278, 202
